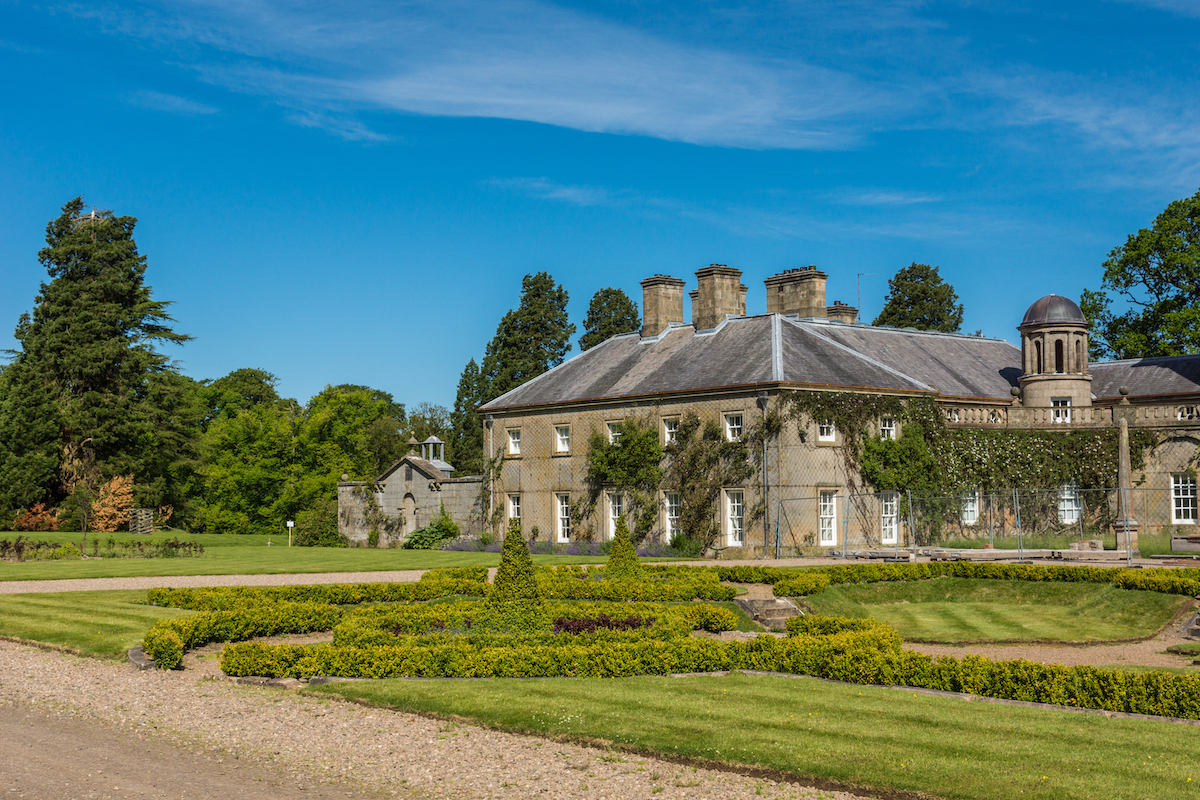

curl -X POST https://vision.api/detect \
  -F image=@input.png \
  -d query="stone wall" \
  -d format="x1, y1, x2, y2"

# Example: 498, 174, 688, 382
337, 461, 484, 547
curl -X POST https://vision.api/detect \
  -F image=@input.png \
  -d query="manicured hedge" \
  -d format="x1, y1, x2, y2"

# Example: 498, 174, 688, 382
536, 565, 735, 601
221, 617, 1200, 719
766, 562, 1200, 598
332, 600, 737, 649
147, 570, 487, 611
143, 601, 344, 669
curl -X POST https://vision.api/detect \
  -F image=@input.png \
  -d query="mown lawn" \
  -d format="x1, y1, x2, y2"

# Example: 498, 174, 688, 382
0, 589, 193, 657
312, 672, 1200, 800
0, 531, 636, 581
804, 577, 1188, 643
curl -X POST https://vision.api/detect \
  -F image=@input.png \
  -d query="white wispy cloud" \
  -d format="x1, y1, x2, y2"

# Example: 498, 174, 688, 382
1109, 0, 1200, 17
63, 0, 900, 149
127, 89, 219, 115
484, 178, 612, 207
971, 71, 1200, 189
835, 190, 943, 206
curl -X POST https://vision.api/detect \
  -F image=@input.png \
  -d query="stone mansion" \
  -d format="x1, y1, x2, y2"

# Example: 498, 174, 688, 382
339, 264, 1200, 554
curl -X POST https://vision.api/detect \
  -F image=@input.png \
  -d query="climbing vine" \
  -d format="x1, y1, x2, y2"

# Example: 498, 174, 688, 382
781, 390, 1157, 493
584, 416, 664, 541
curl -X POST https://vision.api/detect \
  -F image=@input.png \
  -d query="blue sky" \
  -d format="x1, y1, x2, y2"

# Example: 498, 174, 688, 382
2, 0, 1198, 411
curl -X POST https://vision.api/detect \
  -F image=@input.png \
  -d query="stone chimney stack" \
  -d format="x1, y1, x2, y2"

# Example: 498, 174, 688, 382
764, 266, 828, 318
826, 301, 858, 324
738, 284, 748, 316
689, 289, 699, 325
693, 264, 744, 330
640, 274, 686, 337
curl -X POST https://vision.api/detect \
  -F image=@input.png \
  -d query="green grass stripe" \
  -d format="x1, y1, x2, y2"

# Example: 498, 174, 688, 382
312, 673, 1200, 800
0, 590, 193, 658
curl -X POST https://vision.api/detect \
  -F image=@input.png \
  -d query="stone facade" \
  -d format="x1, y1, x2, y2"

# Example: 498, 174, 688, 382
476, 264, 1200, 556
337, 453, 485, 547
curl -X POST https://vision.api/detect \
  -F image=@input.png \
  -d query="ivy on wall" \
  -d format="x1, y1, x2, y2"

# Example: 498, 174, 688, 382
584, 416, 664, 540
784, 390, 1157, 492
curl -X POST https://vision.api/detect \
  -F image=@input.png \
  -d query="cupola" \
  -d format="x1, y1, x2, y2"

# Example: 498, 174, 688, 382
1017, 295, 1092, 410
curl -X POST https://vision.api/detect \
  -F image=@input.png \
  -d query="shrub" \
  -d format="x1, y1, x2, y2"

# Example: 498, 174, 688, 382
477, 519, 547, 633
403, 504, 460, 549
772, 572, 831, 597
292, 499, 348, 547
605, 516, 642, 580
10, 503, 59, 532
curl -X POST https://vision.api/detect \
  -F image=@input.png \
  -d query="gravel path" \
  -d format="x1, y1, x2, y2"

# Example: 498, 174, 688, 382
0, 642, 874, 800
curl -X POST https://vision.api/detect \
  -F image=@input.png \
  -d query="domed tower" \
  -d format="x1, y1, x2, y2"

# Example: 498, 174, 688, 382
1017, 295, 1092, 410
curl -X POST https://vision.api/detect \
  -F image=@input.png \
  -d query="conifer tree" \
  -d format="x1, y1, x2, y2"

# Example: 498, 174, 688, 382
605, 515, 643, 579
579, 287, 639, 351
0, 198, 196, 525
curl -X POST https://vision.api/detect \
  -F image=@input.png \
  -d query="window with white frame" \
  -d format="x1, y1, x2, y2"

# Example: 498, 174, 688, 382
507, 494, 521, 523
1173, 473, 1197, 524
880, 418, 896, 440
556, 493, 572, 542
507, 429, 521, 456
1051, 398, 1072, 424
724, 413, 744, 442
665, 491, 681, 538
608, 492, 623, 539
1058, 480, 1081, 524
819, 490, 837, 545
555, 425, 571, 453
818, 420, 835, 443
961, 492, 979, 525
726, 489, 745, 546
663, 418, 680, 444
607, 422, 622, 443
880, 492, 899, 545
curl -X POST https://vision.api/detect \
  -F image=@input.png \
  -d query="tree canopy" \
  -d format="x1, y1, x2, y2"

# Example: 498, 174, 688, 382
872, 263, 964, 333
480, 272, 575, 398
579, 287, 640, 351
451, 272, 574, 475
0, 198, 198, 523
1081, 187, 1200, 360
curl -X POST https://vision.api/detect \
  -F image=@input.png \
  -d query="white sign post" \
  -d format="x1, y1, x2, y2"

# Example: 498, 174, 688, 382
286, 520, 294, 547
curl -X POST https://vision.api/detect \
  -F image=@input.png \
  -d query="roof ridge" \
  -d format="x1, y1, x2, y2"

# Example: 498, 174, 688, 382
783, 317, 937, 392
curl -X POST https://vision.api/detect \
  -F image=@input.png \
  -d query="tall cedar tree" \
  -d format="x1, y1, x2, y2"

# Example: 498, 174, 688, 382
872, 263, 964, 333
0, 198, 197, 523
451, 273, 574, 475
578, 287, 640, 351
481, 272, 575, 398
448, 358, 486, 476
1081, 187, 1200, 360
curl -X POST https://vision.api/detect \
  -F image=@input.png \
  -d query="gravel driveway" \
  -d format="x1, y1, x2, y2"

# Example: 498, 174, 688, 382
0, 642, 874, 800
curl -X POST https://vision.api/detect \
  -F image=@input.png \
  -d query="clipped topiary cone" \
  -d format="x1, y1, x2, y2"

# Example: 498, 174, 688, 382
605, 515, 643, 580
490, 518, 540, 604
481, 518, 548, 633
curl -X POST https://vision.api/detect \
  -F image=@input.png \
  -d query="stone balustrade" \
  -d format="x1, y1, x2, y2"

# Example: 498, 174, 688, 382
942, 402, 1200, 430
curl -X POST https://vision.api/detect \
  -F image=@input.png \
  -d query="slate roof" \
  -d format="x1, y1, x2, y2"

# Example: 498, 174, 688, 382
480, 314, 1024, 412
377, 455, 449, 483
1091, 355, 1200, 401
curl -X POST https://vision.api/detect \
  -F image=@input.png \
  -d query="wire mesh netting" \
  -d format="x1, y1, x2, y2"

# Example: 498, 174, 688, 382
771, 486, 1197, 556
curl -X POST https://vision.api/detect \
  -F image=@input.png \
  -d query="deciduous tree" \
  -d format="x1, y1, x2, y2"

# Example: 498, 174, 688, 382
1081, 187, 1200, 360
873, 263, 964, 333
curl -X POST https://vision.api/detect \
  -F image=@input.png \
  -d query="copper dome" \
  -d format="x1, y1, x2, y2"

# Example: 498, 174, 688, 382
1019, 295, 1088, 328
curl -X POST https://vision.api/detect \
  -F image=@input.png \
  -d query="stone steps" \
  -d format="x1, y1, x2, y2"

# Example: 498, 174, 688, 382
734, 597, 801, 631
